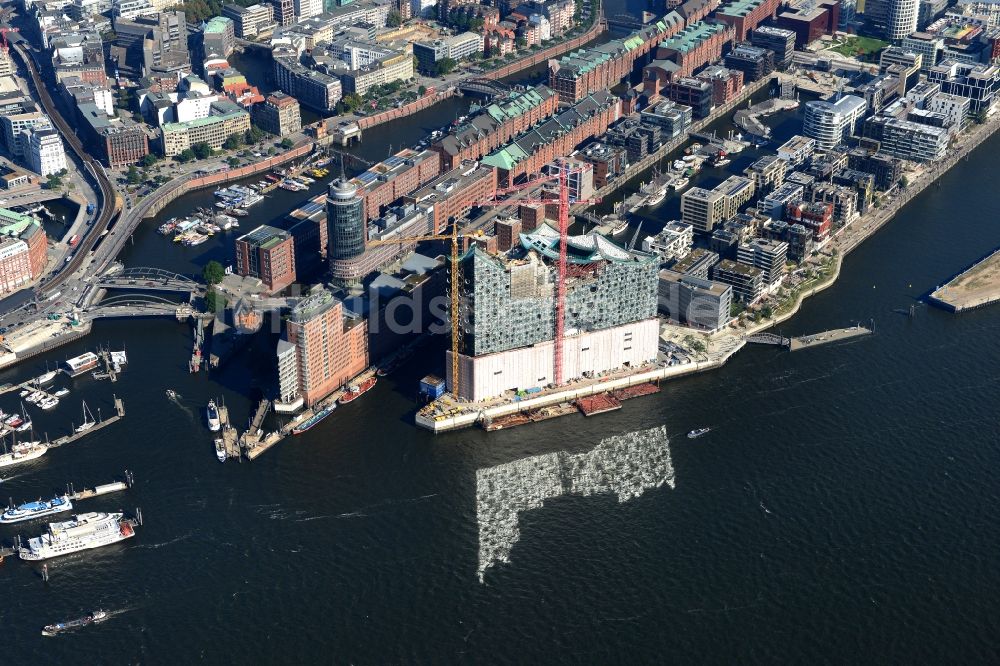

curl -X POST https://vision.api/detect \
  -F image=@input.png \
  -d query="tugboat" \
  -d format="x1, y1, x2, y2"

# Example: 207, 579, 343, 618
42, 610, 108, 636
339, 376, 377, 405
687, 427, 711, 439
206, 400, 221, 432
291, 404, 336, 434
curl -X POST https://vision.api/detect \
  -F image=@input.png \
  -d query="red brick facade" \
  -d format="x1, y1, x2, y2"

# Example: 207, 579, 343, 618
715, 0, 782, 41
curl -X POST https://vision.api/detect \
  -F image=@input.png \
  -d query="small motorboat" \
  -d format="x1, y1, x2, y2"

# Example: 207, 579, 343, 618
166, 389, 179, 400
214, 438, 227, 463
687, 428, 711, 439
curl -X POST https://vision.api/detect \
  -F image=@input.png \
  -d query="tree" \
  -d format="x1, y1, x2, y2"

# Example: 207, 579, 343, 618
279, 138, 294, 149
227, 156, 241, 167
223, 133, 243, 150
245, 125, 265, 144
267, 147, 276, 155
899, 175, 909, 188
176, 148, 196, 163
204, 288, 225, 313
191, 142, 213, 160
386, 9, 402, 27
141, 154, 158, 168
46, 173, 63, 189
126, 165, 141, 184
760, 304, 774, 319
418, 85, 427, 95
435, 57, 458, 75
202, 260, 225, 285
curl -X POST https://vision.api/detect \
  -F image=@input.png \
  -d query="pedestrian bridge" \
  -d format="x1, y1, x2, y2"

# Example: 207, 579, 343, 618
457, 78, 511, 98
97, 267, 204, 294
746, 333, 791, 347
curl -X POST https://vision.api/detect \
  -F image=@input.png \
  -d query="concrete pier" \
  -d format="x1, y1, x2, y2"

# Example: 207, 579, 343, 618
929, 246, 1000, 313
789, 326, 872, 351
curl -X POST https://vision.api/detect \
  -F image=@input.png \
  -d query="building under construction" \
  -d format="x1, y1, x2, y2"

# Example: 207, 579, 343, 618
449, 224, 660, 401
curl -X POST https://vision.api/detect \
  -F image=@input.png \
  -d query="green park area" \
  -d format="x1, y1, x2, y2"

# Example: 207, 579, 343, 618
829, 35, 889, 58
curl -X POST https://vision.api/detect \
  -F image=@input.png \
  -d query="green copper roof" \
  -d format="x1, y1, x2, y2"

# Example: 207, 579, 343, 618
0, 207, 38, 237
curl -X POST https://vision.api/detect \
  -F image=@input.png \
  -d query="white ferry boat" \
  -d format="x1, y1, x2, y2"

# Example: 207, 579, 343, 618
0, 441, 47, 469
19, 512, 137, 561
63, 352, 99, 377
1, 495, 72, 524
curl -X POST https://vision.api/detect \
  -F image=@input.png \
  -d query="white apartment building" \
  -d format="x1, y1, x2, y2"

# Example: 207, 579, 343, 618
294, 0, 322, 19
27, 128, 67, 176
803, 95, 867, 149
642, 221, 694, 261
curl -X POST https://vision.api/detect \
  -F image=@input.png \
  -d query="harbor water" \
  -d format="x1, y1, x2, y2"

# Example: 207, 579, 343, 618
1, 128, 999, 661
4, 11, 1000, 656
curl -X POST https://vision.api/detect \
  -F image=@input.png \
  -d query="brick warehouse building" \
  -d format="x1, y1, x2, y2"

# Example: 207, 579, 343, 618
715, 0, 782, 41
481, 91, 623, 187
548, 13, 685, 104
431, 86, 559, 171
655, 21, 735, 82
349, 148, 441, 221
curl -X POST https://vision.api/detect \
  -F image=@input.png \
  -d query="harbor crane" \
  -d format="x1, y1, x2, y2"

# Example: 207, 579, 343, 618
365, 167, 600, 399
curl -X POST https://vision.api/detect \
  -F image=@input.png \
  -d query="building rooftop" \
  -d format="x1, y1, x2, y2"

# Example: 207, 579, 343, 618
718, 0, 770, 18
519, 222, 656, 265
659, 21, 728, 55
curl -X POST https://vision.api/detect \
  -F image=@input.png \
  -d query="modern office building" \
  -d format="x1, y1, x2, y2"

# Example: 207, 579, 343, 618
639, 99, 693, 138
711, 259, 763, 303
326, 178, 366, 265
863, 115, 950, 161
201, 16, 236, 59
222, 3, 276, 38
724, 42, 775, 81
657, 269, 732, 331
273, 56, 343, 112
750, 25, 796, 69
887, 0, 920, 42
802, 95, 867, 149
736, 237, 787, 286
280, 286, 368, 408
234, 225, 296, 293
681, 187, 728, 232
744, 154, 787, 197
160, 100, 250, 156
776, 134, 817, 166
759, 181, 805, 219
926, 60, 1000, 114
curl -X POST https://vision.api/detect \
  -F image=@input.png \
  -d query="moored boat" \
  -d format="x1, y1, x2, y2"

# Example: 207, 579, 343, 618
0, 441, 47, 469
339, 376, 377, 405
206, 400, 221, 432
1, 495, 72, 524
214, 438, 227, 462
291, 404, 336, 434
63, 352, 99, 377
19, 511, 137, 561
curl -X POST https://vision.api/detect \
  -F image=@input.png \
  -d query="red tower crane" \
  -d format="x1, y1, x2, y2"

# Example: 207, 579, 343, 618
0, 26, 19, 52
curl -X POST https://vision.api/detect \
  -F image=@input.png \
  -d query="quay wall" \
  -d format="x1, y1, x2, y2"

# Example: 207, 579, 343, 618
418, 342, 745, 432
928, 245, 1000, 313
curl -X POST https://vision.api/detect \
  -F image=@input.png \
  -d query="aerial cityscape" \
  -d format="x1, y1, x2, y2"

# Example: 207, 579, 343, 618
0, 0, 998, 657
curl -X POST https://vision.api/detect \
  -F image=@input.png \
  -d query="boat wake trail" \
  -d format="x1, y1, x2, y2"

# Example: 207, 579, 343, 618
134, 531, 193, 550
293, 495, 439, 522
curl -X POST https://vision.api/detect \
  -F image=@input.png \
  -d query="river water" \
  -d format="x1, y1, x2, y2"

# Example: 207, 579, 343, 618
4, 17, 1000, 663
